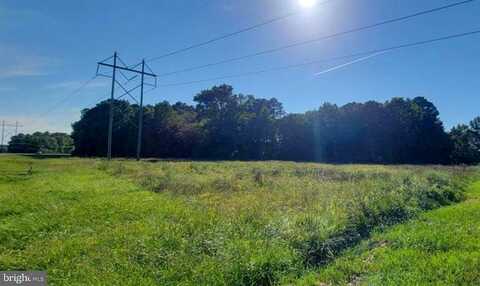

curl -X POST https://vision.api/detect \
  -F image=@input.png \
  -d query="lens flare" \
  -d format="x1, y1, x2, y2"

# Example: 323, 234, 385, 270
298, 0, 316, 8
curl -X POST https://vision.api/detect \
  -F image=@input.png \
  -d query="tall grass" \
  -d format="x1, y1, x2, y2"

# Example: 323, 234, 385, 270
0, 156, 472, 285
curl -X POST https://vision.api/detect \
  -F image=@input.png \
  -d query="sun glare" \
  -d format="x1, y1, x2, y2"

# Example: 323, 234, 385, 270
298, 0, 316, 8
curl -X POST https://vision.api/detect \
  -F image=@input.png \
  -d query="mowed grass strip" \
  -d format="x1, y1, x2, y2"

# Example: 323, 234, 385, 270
291, 176, 480, 286
0, 155, 473, 285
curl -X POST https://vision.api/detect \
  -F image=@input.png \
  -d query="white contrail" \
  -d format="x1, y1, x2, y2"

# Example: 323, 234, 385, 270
314, 51, 388, 76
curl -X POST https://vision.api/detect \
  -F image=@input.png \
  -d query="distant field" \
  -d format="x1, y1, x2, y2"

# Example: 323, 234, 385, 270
0, 155, 475, 285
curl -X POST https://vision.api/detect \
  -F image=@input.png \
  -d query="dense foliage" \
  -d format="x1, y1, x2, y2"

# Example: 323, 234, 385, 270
71, 84, 479, 164
450, 117, 480, 164
8, 132, 73, 154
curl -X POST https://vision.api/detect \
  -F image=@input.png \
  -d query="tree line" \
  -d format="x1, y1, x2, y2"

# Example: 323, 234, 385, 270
69, 84, 479, 164
8, 132, 73, 154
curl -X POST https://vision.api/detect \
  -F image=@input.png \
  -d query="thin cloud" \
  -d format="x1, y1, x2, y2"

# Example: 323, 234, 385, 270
314, 51, 387, 76
0, 5, 56, 27
0, 46, 60, 79
0, 6, 43, 19
46, 79, 108, 90
0, 64, 48, 78
0, 87, 17, 92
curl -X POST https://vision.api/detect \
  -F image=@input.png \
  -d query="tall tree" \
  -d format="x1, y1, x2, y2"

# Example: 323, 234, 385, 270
450, 124, 479, 164
276, 114, 313, 161
72, 100, 137, 157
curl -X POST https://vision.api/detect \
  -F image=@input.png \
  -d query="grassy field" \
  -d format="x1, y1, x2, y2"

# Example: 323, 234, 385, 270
292, 181, 480, 286
0, 155, 476, 285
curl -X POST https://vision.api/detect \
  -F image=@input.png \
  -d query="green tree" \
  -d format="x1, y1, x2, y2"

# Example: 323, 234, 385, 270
450, 124, 480, 164
8, 132, 72, 154
276, 114, 313, 161
72, 100, 137, 157
70, 85, 458, 165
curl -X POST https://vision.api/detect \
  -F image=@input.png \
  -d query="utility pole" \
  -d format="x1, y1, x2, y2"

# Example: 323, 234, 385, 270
107, 52, 117, 160
1, 120, 4, 147
15, 121, 18, 136
96, 53, 157, 160
136, 59, 145, 161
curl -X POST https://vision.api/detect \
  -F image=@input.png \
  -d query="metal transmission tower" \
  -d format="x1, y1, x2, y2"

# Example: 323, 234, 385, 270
1, 120, 23, 150
96, 52, 157, 160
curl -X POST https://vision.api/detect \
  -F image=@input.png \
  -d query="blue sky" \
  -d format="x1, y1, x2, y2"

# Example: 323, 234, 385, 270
1, 0, 479, 142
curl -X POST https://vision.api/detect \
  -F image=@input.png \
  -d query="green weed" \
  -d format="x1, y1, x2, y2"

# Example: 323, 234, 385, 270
0, 155, 474, 285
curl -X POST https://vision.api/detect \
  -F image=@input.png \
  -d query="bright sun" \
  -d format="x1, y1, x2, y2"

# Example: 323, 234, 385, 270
298, 0, 316, 8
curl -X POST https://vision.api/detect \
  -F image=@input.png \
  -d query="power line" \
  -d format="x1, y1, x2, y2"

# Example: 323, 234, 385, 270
147, 0, 337, 62
37, 75, 98, 118
81, 86, 156, 112
156, 0, 476, 77
158, 29, 480, 87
